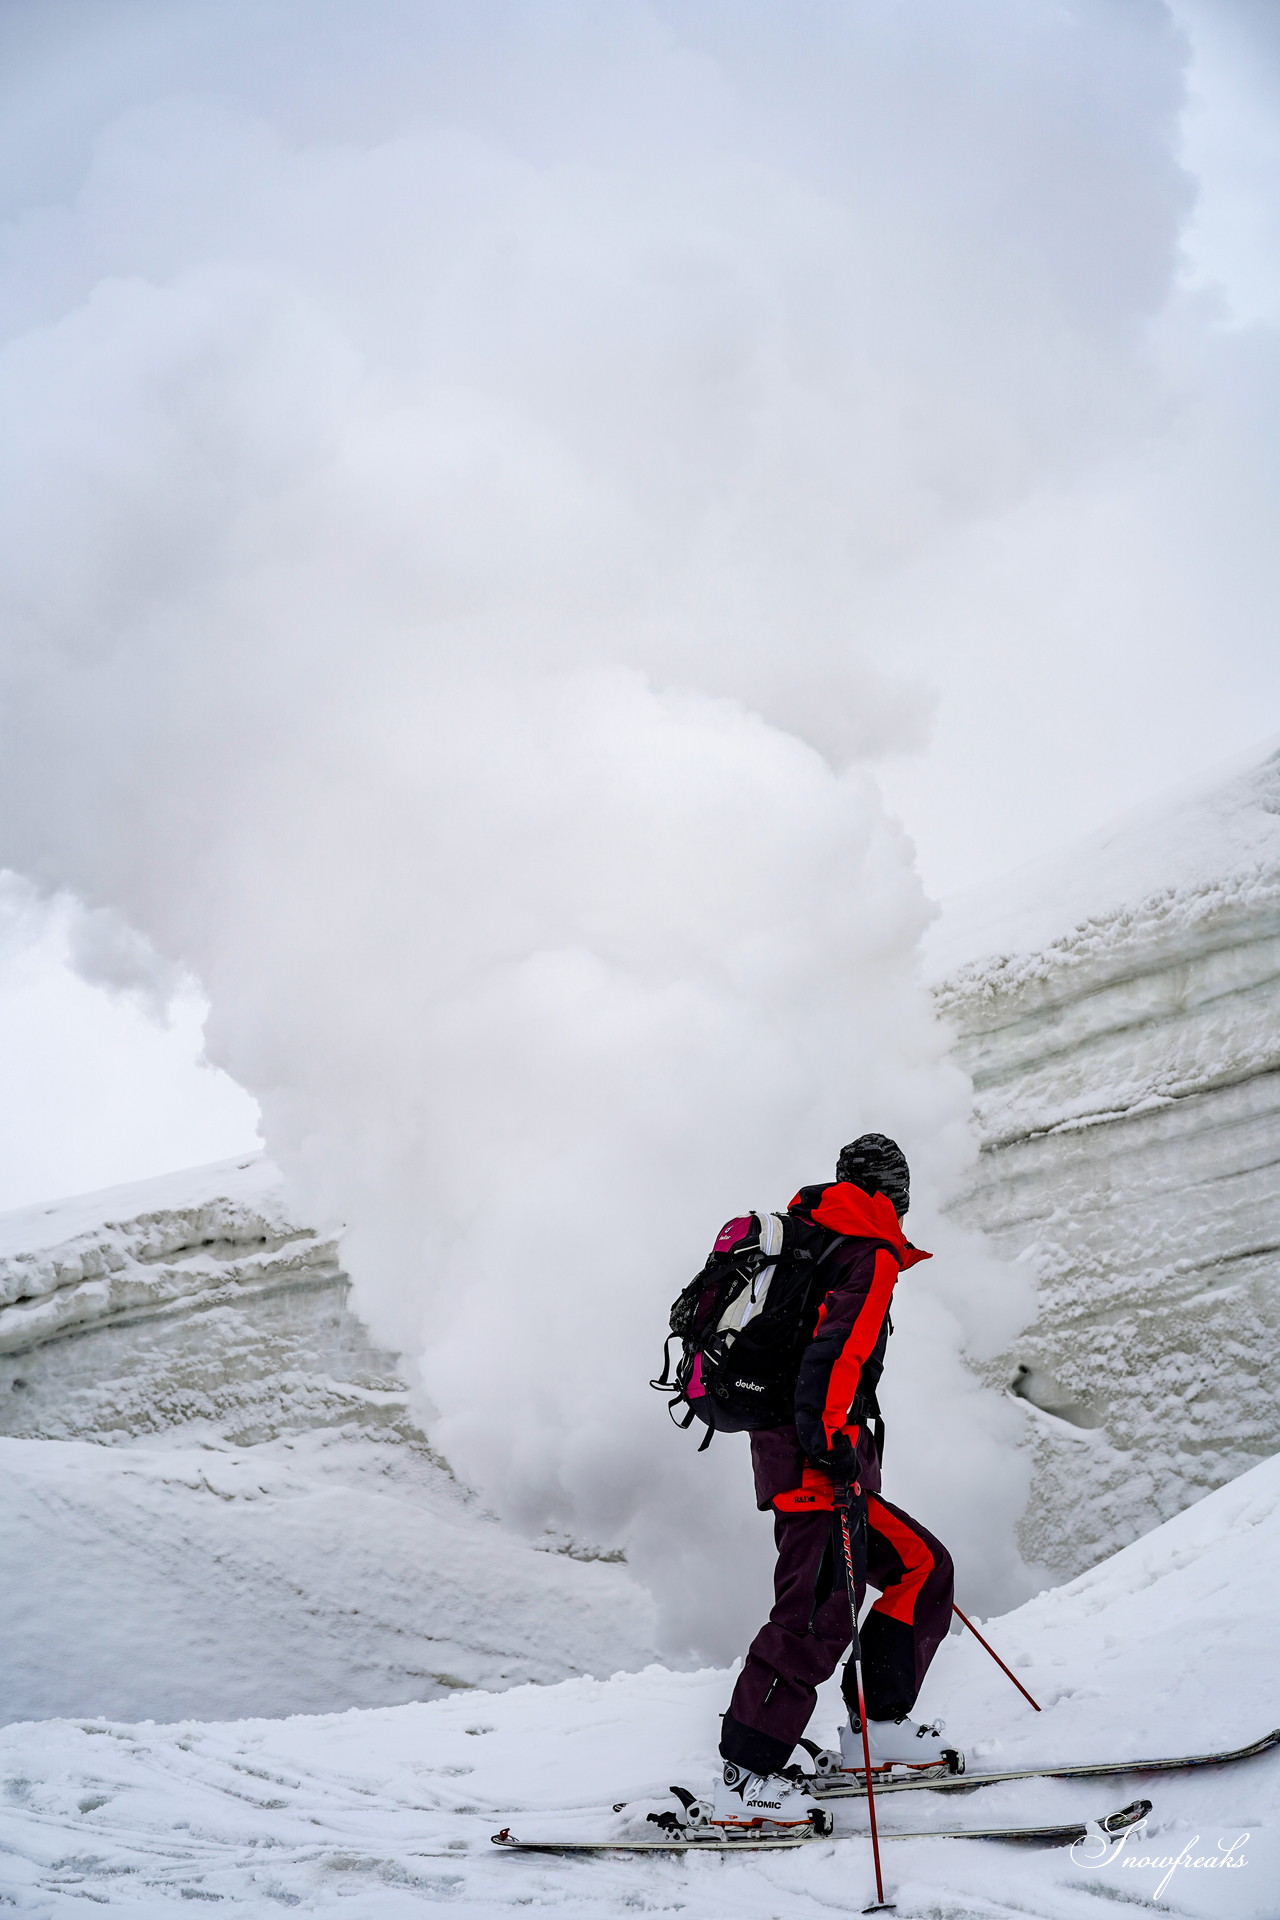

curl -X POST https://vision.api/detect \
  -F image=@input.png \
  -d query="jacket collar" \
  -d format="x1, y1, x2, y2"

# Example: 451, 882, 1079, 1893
789, 1180, 932, 1267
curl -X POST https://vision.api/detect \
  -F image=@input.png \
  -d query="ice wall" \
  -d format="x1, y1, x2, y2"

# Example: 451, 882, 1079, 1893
933, 742, 1280, 1577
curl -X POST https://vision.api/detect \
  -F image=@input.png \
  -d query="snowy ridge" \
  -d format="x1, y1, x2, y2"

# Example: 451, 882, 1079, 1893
0, 1155, 406, 1446
934, 743, 1280, 1579
0, 1155, 327, 1357
0, 1165, 659, 1724
3, 1448, 1278, 1915
0, 1154, 290, 1264
928, 735, 1280, 983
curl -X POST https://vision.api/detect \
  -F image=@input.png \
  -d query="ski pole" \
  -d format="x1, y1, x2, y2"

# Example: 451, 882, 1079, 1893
953, 1605, 1041, 1712
836, 1483, 894, 1914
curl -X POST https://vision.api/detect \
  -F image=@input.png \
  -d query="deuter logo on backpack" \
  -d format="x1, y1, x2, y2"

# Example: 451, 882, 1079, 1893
650, 1211, 837, 1448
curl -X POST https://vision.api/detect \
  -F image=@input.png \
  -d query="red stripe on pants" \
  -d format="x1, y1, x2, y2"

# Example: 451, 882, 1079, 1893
865, 1493, 935, 1626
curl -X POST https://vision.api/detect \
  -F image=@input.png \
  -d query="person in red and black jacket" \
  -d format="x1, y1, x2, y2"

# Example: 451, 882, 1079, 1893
717, 1135, 957, 1807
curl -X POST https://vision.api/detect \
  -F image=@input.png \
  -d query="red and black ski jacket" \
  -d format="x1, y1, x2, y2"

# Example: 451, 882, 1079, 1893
749, 1181, 931, 1514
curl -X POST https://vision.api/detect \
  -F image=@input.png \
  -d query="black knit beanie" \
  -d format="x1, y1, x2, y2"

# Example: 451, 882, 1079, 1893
835, 1133, 910, 1215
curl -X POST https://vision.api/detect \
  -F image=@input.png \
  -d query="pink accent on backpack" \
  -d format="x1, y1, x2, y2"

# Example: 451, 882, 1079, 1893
687, 1354, 706, 1398
713, 1214, 754, 1254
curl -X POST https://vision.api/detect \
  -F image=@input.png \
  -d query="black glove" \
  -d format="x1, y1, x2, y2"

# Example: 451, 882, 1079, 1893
806, 1430, 858, 1482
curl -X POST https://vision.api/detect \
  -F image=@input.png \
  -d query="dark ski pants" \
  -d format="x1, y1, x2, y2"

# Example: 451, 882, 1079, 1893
720, 1495, 954, 1777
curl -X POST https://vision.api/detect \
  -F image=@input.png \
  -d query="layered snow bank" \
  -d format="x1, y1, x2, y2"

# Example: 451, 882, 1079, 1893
0, 1156, 393, 1442
4, 1450, 1280, 1917
0, 1161, 658, 1721
932, 742, 1280, 1578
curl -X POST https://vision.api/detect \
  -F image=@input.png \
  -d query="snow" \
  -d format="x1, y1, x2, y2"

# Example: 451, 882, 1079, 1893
0, 1161, 658, 1725
0, 1155, 312, 1353
927, 733, 1280, 984
928, 741, 1280, 1581
0, 1157, 288, 1268
0, 1151, 399, 1460
4, 1449, 1280, 1916
0, 1429, 657, 1725
7, 749, 1280, 1911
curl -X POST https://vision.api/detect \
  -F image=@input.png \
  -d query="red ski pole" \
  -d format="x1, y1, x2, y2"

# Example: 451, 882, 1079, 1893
837, 1486, 894, 1913
953, 1605, 1041, 1712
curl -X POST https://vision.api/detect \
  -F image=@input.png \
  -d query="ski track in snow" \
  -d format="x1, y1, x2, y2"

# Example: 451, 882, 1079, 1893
5, 1455, 1280, 1916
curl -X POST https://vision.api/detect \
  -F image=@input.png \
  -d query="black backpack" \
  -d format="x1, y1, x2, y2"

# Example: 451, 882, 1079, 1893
651, 1211, 841, 1449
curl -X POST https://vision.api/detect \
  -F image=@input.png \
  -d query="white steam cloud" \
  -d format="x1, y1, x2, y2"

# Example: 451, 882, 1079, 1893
0, 0, 1209, 1652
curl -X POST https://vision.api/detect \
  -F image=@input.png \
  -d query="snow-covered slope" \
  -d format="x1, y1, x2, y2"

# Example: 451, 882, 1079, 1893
5, 1446, 1279, 1917
0, 1429, 657, 1724
0, 1161, 657, 1722
931, 741, 1280, 1579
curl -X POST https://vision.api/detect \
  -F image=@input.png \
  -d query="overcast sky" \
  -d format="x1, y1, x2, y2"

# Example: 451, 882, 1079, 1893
0, 0, 1277, 1217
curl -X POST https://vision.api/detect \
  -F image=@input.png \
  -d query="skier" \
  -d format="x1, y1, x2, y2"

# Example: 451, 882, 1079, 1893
711, 1134, 958, 1831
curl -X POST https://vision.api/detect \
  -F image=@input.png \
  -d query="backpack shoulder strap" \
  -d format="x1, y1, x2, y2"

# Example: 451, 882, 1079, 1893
758, 1211, 785, 1257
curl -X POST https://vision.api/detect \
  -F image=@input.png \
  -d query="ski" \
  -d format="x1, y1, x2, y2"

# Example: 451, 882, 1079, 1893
491, 1796, 1150, 1852
808, 1726, 1280, 1798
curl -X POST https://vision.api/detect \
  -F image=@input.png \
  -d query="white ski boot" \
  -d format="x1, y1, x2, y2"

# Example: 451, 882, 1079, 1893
710, 1761, 833, 1834
840, 1714, 962, 1777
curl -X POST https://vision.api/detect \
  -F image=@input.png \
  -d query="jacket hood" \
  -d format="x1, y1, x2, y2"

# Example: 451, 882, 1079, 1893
789, 1180, 932, 1268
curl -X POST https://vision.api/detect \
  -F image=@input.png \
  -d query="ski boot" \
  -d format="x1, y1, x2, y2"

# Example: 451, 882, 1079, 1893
709, 1762, 833, 1835
801, 1715, 964, 1785
842, 1714, 963, 1778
